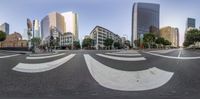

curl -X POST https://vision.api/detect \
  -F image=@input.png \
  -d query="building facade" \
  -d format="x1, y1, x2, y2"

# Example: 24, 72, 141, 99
0, 32, 27, 48
62, 12, 79, 41
186, 18, 196, 29
41, 12, 65, 41
33, 19, 41, 38
160, 26, 179, 47
90, 26, 121, 50
60, 32, 73, 47
132, 2, 160, 47
0, 23, 9, 35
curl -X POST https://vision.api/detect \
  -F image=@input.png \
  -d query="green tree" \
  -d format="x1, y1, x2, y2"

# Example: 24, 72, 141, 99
103, 38, 114, 50
163, 39, 172, 46
184, 29, 200, 47
73, 41, 81, 49
143, 33, 156, 49
31, 37, 41, 53
82, 38, 93, 49
31, 37, 41, 47
0, 31, 6, 41
114, 42, 121, 49
155, 37, 165, 48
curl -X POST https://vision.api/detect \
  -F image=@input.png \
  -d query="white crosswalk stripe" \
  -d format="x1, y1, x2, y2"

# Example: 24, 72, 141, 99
12, 54, 76, 73
0, 54, 20, 58
97, 54, 146, 61
84, 54, 174, 91
105, 53, 141, 56
26, 53, 66, 60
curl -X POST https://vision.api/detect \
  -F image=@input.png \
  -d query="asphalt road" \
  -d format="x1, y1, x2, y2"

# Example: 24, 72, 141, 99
0, 49, 200, 99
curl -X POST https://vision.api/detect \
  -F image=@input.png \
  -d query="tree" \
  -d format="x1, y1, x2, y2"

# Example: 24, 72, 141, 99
155, 37, 165, 48
82, 38, 93, 49
163, 39, 171, 47
31, 38, 41, 47
114, 42, 120, 49
49, 36, 54, 52
184, 29, 200, 47
0, 31, 6, 42
143, 33, 156, 49
55, 37, 60, 49
73, 41, 81, 49
103, 38, 114, 50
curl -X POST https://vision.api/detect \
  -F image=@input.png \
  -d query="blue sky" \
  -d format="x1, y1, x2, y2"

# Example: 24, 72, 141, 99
0, 0, 200, 46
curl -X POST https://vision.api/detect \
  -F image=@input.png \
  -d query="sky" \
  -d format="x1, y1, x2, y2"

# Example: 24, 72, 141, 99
0, 0, 200, 46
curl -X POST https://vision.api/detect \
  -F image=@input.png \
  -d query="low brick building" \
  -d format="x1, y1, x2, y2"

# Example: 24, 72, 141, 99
0, 32, 28, 48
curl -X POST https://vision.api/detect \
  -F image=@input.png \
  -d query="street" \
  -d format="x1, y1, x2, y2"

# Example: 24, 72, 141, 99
0, 49, 200, 99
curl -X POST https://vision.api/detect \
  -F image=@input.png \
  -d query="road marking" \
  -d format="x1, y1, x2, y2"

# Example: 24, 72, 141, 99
178, 50, 182, 57
0, 54, 20, 58
105, 53, 141, 56
149, 49, 177, 54
145, 52, 200, 60
84, 54, 174, 91
97, 54, 146, 61
12, 54, 76, 73
29, 52, 57, 57
115, 50, 139, 54
26, 53, 66, 60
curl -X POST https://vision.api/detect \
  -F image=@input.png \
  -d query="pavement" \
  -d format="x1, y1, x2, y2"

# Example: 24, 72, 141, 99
0, 49, 200, 99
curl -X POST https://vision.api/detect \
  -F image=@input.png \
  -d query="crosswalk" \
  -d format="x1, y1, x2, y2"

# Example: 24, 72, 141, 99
1, 50, 174, 91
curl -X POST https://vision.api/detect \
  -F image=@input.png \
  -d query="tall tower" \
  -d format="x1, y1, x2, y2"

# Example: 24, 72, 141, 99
33, 19, 41, 38
41, 12, 65, 40
0, 23, 9, 35
62, 12, 79, 41
132, 2, 160, 48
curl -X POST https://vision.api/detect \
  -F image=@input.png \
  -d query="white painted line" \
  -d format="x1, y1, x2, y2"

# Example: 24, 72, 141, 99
105, 53, 141, 56
149, 49, 177, 54
29, 52, 57, 57
12, 54, 76, 73
145, 52, 200, 60
178, 50, 182, 58
115, 51, 139, 54
26, 53, 66, 60
97, 54, 146, 61
84, 54, 174, 91
0, 54, 20, 58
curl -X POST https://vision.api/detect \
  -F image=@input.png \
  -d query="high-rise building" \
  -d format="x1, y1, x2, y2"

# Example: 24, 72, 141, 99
90, 26, 121, 50
160, 26, 179, 47
33, 20, 41, 38
131, 2, 160, 47
0, 23, 9, 35
41, 12, 65, 41
61, 12, 79, 41
186, 18, 196, 29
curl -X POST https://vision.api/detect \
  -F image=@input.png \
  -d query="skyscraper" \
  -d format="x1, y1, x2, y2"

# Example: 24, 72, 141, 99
41, 12, 65, 40
61, 12, 79, 41
131, 2, 160, 47
0, 23, 9, 35
186, 18, 196, 29
33, 19, 41, 38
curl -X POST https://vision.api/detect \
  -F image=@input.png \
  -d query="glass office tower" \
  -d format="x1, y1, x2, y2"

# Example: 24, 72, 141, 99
0, 23, 9, 35
41, 12, 65, 41
132, 2, 160, 47
62, 12, 79, 41
186, 18, 195, 28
